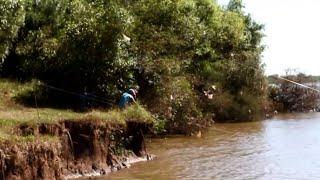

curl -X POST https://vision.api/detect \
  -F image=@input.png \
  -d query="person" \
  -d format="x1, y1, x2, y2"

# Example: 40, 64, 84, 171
118, 88, 138, 109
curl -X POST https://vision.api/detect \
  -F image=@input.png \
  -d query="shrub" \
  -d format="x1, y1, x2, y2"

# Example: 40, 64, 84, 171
144, 76, 203, 134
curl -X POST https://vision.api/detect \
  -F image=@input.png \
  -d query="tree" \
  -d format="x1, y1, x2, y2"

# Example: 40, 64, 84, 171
228, 0, 244, 13
54, 0, 135, 102
0, 0, 25, 65
1, 0, 69, 78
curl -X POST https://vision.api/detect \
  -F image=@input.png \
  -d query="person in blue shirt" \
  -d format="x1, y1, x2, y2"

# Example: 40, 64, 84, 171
119, 88, 138, 109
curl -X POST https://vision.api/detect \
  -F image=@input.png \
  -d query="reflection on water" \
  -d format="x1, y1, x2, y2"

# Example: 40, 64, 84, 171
102, 113, 320, 180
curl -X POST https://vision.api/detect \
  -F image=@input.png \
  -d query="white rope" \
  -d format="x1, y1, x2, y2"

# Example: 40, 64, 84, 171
276, 76, 320, 93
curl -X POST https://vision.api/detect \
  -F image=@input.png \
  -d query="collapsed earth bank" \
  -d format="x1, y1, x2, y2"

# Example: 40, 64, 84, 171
0, 119, 152, 180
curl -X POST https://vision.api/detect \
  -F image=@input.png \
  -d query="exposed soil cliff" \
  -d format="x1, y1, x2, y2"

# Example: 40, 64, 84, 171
0, 119, 152, 180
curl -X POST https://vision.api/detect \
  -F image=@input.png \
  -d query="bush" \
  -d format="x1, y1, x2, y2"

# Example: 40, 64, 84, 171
214, 91, 264, 122
143, 76, 203, 134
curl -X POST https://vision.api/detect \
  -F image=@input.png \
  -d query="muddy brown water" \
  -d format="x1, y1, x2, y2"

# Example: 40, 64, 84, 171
94, 113, 320, 180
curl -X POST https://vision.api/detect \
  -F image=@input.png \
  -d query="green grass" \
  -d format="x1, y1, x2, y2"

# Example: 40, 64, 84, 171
0, 79, 34, 109
123, 103, 155, 124
85, 109, 126, 124
0, 79, 155, 142
0, 134, 59, 144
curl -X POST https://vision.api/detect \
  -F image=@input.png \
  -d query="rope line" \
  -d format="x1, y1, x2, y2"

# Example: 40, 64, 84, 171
34, 76, 319, 107
276, 76, 320, 93
227, 59, 320, 93
37, 82, 113, 105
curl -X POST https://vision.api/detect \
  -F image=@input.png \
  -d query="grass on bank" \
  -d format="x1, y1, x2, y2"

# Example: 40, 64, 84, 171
0, 79, 155, 142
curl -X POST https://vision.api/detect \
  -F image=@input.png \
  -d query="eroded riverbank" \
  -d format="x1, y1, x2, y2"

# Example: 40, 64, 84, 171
100, 113, 320, 179
0, 119, 153, 179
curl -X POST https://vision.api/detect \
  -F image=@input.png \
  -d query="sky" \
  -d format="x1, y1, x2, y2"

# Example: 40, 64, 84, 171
217, 0, 320, 75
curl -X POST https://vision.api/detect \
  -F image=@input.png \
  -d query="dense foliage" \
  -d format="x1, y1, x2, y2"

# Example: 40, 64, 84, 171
0, 0, 25, 63
0, 0, 266, 133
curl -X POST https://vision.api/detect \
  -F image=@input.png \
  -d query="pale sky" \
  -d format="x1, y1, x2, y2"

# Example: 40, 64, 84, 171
217, 0, 320, 75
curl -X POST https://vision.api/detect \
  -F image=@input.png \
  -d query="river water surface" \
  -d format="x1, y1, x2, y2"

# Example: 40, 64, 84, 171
103, 113, 320, 180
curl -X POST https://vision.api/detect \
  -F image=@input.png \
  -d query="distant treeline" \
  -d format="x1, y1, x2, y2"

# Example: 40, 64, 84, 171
312, 76, 320, 82
0, 0, 266, 132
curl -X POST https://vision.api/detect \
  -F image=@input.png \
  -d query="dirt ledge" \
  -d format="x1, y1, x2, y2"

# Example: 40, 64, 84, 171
0, 119, 153, 180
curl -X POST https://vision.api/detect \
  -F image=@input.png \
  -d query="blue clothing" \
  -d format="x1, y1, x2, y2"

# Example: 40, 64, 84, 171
119, 92, 135, 109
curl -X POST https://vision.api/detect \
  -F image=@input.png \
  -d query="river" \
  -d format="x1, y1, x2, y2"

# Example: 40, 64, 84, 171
100, 113, 320, 180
